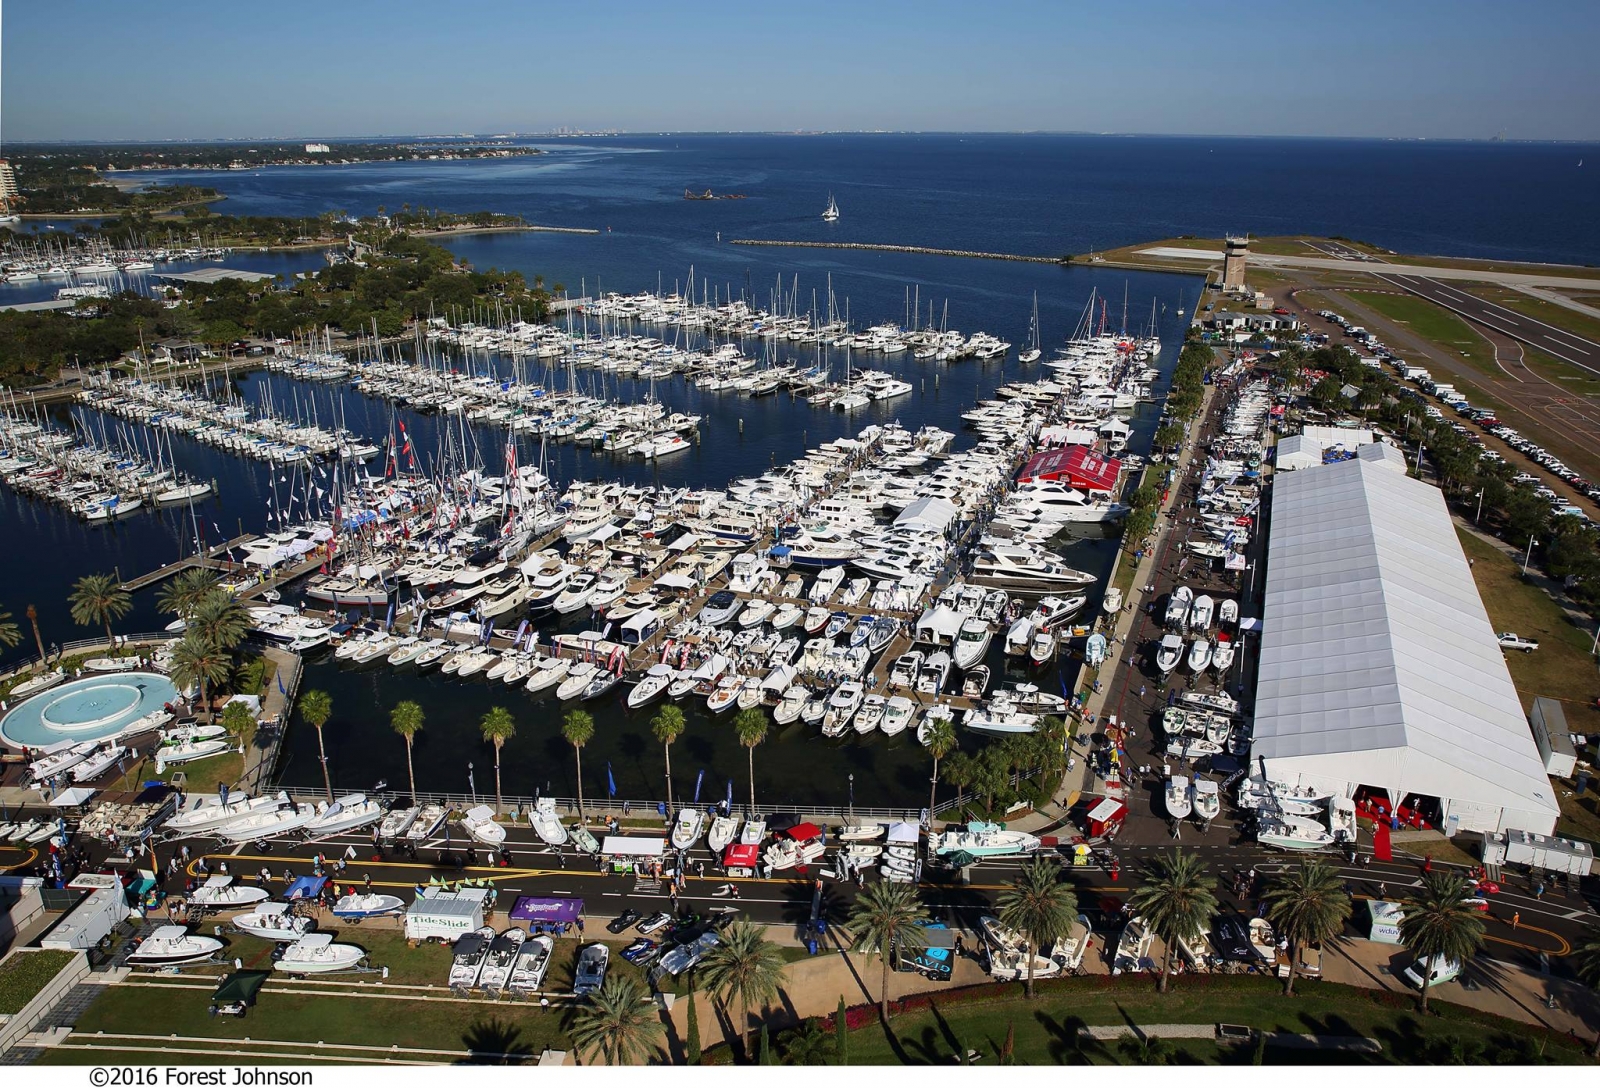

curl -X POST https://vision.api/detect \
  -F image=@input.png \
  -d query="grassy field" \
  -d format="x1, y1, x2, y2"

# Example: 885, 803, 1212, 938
1457, 529, 1600, 840
38, 927, 674, 1065
1341, 290, 1500, 376
838, 976, 1594, 1065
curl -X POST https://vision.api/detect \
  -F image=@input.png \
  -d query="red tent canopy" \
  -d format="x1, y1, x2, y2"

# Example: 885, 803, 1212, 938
1017, 445, 1121, 493
784, 822, 823, 841
723, 843, 759, 868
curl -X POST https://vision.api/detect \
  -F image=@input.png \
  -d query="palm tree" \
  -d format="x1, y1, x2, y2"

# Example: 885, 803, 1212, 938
68, 573, 132, 646
732, 706, 768, 814
1399, 871, 1485, 1012
924, 714, 957, 827
562, 709, 595, 824
1129, 848, 1219, 993
157, 567, 218, 620
698, 918, 785, 1061
997, 856, 1079, 998
650, 704, 685, 806
297, 689, 335, 801
1573, 922, 1600, 1057
25, 604, 44, 666
847, 880, 929, 1023
0, 607, 20, 650
1264, 861, 1351, 996
190, 590, 249, 651
565, 974, 664, 1066
479, 706, 516, 814
390, 701, 425, 802
778, 1021, 835, 1065
169, 631, 232, 726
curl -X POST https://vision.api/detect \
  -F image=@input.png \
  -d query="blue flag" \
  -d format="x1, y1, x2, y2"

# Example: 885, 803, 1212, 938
726, 779, 733, 809
276, 671, 285, 695
693, 769, 704, 803
607, 762, 617, 799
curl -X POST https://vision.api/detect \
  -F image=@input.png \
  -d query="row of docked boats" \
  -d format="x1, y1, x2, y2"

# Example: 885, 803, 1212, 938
0, 409, 214, 519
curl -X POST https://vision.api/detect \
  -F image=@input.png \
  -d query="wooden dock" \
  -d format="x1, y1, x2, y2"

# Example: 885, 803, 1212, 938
120, 533, 259, 592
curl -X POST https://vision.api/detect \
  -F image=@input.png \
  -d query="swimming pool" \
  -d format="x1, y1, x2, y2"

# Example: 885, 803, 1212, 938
0, 671, 180, 748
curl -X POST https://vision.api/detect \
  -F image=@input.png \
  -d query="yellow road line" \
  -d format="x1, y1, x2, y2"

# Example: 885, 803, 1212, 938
0, 847, 38, 872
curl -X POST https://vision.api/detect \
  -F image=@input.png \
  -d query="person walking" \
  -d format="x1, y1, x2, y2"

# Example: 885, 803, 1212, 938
1512, 911, 1521, 931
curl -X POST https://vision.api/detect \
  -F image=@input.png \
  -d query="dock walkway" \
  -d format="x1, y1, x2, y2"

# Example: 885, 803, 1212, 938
119, 534, 258, 592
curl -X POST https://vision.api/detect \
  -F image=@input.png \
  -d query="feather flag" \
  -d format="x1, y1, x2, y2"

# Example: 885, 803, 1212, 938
607, 763, 617, 799
693, 769, 704, 803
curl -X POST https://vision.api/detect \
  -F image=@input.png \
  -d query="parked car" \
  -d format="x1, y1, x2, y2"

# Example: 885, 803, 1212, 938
1402, 954, 1461, 989
1497, 633, 1539, 652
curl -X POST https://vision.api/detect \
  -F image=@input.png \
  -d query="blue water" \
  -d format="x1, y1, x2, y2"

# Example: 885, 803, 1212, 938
6, 133, 1591, 804
0, 671, 177, 747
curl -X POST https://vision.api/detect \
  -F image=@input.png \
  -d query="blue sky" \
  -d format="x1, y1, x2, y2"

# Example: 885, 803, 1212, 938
4, 0, 1599, 142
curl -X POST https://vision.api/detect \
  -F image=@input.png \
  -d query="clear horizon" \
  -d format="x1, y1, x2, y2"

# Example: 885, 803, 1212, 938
4, 0, 1599, 143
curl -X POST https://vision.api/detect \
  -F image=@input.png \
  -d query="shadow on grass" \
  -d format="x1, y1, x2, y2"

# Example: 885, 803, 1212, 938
459, 1016, 535, 1064
1034, 1011, 1102, 1064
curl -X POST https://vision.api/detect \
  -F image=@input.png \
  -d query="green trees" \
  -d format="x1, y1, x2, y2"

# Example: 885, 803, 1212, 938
389, 701, 425, 802
220, 699, 255, 745
698, 918, 785, 1061
297, 689, 335, 801
169, 631, 231, 726
1264, 861, 1351, 996
157, 567, 218, 621
190, 591, 249, 652
997, 856, 1079, 998
479, 706, 516, 814
68, 573, 132, 646
565, 974, 664, 1066
923, 713, 957, 825
651, 704, 685, 806
1399, 871, 1486, 1012
562, 709, 595, 823
778, 1020, 835, 1065
0, 607, 20, 650
834, 994, 849, 1064
732, 707, 768, 814
1129, 849, 1219, 994
847, 881, 929, 1023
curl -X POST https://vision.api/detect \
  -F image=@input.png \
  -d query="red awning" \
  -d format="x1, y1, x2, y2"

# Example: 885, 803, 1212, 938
784, 822, 822, 842
723, 843, 759, 867
1018, 445, 1121, 493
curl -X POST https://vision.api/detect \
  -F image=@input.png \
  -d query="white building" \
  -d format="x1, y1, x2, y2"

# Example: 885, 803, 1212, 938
0, 160, 18, 206
1300, 424, 1373, 451
305, 143, 331, 154
1252, 453, 1559, 835
1273, 435, 1323, 472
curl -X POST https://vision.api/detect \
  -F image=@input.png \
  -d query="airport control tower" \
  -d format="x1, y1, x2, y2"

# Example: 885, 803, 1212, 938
1222, 235, 1249, 291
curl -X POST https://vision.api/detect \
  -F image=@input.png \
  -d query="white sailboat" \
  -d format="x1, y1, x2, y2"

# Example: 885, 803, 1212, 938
822, 193, 840, 222
1019, 292, 1042, 363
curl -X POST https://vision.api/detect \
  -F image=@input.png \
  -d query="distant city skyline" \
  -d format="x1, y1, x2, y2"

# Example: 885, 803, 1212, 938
4, 0, 1599, 143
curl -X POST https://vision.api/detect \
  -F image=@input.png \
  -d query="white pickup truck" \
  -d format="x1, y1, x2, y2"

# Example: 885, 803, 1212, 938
1497, 632, 1539, 653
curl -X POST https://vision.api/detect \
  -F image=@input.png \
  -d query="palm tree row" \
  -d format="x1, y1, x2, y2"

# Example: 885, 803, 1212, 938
153, 568, 250, 725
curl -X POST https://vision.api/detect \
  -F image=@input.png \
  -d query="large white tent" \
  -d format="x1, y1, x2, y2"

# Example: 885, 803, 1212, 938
1253, 455, 1558, 834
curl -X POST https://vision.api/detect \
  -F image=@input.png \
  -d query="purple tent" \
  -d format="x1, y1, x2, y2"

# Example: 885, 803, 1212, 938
509, 896, 583, 925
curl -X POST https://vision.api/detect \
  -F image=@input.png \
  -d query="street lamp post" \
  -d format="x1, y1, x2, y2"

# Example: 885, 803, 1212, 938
1522, 538, 1538, 576
848, 774, 854, 821
1475, 488, 1486, 525
468, 762, 476, 805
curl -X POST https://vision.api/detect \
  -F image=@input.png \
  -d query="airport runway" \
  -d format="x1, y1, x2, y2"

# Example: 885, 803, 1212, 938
1378, 272, 1600, 377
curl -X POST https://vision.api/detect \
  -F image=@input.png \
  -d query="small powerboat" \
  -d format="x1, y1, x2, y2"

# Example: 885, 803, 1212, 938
275, 933, 365, 974
477, 927, 528, 991
127, 926, 223, 968
531, 797, 568, 845
671, 807, 705, 850
331, 893, 405, 919
461, 805, 506, 845
449, 926, 498, 989
233, 902, 313, 942
190, 875, 270, 909
509, 933, 555, 993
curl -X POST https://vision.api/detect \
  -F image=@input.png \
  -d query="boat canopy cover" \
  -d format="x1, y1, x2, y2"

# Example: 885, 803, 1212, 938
885, 821, 920, 844
509, 896, 583, 924
211, 970, 270, 1006
783, 822, 822, 842
723, 843, 759, 867
894, 496, 959, 533
284, 875, 329, 901
600, 836, 665, 858
656, 573, 697, 590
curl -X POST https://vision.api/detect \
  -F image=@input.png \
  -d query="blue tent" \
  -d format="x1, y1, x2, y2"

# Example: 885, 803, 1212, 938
283, 875, 329, 901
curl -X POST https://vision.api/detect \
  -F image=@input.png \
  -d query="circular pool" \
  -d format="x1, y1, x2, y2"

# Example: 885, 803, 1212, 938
0, 672, 179, 749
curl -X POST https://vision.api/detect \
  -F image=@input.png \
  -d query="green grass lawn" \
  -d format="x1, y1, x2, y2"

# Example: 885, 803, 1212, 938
837, 976, 1594, 1065
0, 950, 78, 1015
1341, 290, 1501, 379
39, 928, 668, 1065
1457, 529, 1600, 839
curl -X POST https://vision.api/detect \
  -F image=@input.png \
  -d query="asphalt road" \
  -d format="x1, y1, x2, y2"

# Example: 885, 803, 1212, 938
2, 808, 1591, 979
1378, 272, 1600, 377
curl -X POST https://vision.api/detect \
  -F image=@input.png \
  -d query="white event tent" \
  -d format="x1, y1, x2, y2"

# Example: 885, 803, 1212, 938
1252, 454, 1558, 834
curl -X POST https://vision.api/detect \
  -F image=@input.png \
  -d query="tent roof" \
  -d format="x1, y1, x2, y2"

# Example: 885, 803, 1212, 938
1253, 457, 1557, 823
894, 496, 959, 532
